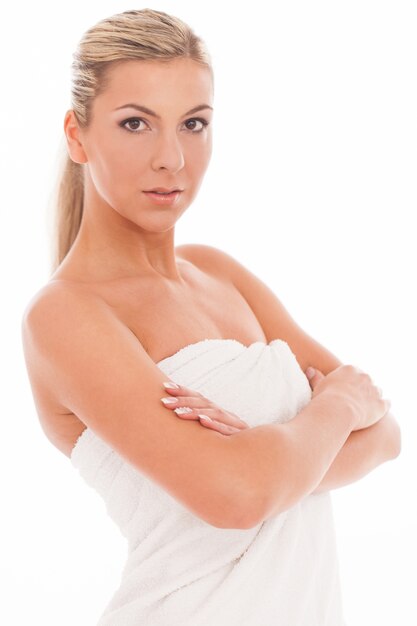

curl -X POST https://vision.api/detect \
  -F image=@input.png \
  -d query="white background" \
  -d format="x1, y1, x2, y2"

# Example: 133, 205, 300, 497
1, 1, 416, 624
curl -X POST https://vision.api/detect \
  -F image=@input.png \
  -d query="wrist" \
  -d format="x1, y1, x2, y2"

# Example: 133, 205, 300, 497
313, 390, 360, 432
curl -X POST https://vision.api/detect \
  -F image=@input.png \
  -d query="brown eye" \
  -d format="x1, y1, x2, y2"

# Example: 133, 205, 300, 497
121, 118, 147, 133
184, 118, 209, 132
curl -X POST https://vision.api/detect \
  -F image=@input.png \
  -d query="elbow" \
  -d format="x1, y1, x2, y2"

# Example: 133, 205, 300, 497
239, 478, 311, 526
230, 483, 283, 530
210, 425, 296, 529
209, 497, 262, 530
210, 485, 266, 531
235, 496, 265, 530
220, 448, 295, 529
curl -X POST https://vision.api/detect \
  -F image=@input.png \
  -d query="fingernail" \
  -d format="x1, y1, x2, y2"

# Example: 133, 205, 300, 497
306, 367, 316, 380
161, 397, 177, 404
198, 414, 212, 422
163, 382, 180, 389
174, 407, 193, 414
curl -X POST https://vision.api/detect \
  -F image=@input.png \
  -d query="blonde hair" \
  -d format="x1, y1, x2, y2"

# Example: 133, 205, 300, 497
51, 8, 213, 272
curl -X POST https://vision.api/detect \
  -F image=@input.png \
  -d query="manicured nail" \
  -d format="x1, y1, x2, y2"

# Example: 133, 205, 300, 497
163, 382, 180, 389
198, 414, 212, 422
161, 397, 177, 405
174, 407, 193, 414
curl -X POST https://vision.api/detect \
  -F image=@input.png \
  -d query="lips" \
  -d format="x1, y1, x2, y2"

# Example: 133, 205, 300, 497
143, 189, 182, 205
144, 187, 183, 193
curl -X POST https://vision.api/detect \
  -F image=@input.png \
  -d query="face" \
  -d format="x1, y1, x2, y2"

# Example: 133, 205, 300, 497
65, 57, 213, 230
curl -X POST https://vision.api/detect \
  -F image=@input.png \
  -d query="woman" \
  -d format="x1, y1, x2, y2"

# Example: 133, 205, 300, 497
21, 8, 401, 626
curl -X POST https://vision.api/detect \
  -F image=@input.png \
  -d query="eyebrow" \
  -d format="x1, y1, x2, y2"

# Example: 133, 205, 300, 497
113, 103, 213, 118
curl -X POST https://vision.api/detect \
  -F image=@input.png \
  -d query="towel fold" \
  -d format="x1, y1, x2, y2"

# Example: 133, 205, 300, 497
71, 338, 347, 625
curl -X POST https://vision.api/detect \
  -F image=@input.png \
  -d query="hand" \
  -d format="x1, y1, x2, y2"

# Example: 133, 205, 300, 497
160, 382, 250, 436
305, 364, 390, 431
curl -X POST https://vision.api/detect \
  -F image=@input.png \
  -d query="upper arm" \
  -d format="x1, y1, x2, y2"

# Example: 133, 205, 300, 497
21, 284, 249, 529
177, 244, 343, 375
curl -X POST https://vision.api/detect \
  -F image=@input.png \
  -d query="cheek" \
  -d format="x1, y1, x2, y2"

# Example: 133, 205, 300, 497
187, 136, 212, 175
107, 138, 144, 172
97, 140, 146, 188
86, 147, 138, 208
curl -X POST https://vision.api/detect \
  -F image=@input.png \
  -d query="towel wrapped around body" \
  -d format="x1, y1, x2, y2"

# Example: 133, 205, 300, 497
71, 338, 347, 625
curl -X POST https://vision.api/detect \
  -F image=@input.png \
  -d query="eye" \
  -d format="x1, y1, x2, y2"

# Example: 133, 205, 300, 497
119, 116, 210, 134
120, 117, 148, 133
183, 117, 210, 133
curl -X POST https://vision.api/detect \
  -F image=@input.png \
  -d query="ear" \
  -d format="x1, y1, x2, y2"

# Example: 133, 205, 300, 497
63, 109, 88, 164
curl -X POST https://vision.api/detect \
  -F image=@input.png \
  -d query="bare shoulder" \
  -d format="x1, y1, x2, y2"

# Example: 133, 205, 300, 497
175, 243, 239, 281
21, 280, 105, 357
22, 280, 87, 320
21, 280, 113, 444
175, 242, 261, 294
21, 277, 253, 529
176, 243, 270, 292
23, 279, 102, 324
177, 243, 343, 375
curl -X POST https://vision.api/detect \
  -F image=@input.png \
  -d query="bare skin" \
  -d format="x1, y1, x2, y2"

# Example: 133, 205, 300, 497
25, 58, 268, 458
22, 58, 400, 519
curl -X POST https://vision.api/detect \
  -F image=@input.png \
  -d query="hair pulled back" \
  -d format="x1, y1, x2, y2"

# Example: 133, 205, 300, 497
51, 8, 212, 272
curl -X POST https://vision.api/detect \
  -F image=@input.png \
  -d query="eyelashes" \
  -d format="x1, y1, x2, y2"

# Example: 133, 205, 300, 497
119, 117, 210, 134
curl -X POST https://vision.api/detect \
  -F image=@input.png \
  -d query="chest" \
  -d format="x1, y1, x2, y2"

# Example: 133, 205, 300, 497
104, 271, 267, 363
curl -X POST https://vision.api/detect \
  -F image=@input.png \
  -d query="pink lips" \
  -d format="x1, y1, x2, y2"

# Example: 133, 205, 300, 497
144, 187, 182, 193
143, 190, 182, 205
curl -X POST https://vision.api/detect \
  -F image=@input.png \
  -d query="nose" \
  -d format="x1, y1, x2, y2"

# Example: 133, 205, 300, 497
151, 130, 185, 173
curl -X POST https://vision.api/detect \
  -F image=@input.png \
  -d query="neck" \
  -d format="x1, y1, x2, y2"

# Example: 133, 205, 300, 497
64, 173, 185, 283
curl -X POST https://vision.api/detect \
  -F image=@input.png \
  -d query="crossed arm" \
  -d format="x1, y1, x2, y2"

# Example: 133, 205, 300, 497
176, 244, 402, 496
311, 409, 401, 494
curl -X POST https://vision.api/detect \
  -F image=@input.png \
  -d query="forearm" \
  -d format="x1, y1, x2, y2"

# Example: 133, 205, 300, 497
229, 391, 359, 525
311, 411, 401, 494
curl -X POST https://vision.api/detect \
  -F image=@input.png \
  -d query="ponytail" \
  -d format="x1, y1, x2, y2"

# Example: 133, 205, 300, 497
51, 146, 84, 272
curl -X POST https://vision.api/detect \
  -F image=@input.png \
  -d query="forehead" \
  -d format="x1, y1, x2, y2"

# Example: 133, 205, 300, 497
97, 58, 213, 109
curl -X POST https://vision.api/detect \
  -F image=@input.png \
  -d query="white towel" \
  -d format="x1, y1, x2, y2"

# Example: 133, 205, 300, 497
71, 338, 347, 625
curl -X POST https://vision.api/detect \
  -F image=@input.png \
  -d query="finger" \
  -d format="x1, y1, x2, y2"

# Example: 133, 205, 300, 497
198, 414, 241, 435
160, 395, 213, 410
162, 382, 204, 399
172, 406, 200, 420
305, 367, 325, 388
174, 406, 249, 429
161, 382, 250, 429
203, 408, 249, 429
